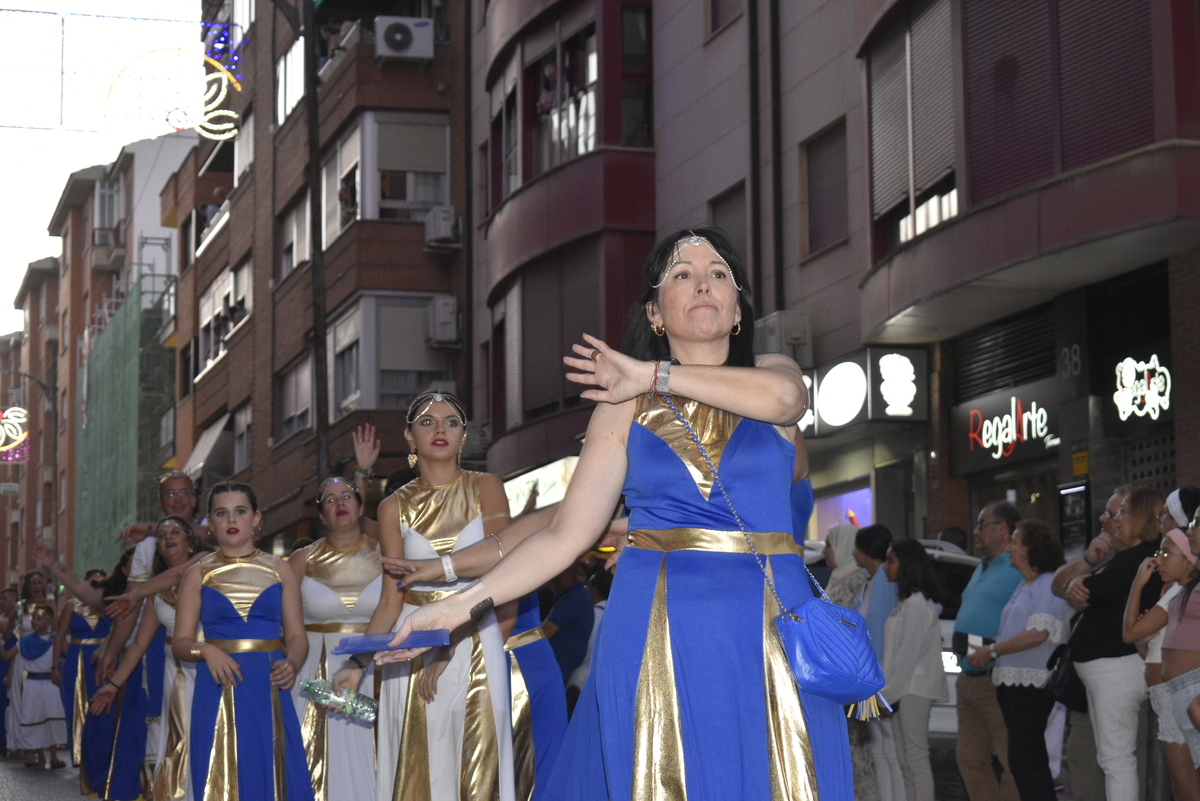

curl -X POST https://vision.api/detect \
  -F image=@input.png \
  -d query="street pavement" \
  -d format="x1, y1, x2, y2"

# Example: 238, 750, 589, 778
0, 752, 83, 801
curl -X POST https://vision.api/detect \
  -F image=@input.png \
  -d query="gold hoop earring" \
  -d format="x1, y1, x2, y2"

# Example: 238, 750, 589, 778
731, 321, 741, 336
407, 448, 418, 469
652, 322, 665, 337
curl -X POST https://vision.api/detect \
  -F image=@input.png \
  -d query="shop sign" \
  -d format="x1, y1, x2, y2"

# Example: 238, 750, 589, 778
503, 456, 578, 513
950, 377, 1064, 475
804, 349, 928, 437
1113, 354, 1171, 421
0, 407, 29, 463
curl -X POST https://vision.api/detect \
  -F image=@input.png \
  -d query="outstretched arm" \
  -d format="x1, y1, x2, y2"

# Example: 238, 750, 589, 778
380, 400, 633, 661
105, 551, 207, 619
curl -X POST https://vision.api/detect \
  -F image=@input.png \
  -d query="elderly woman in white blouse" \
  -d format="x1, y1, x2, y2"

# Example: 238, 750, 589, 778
967, 519, 1069, 801
881, 539, 949, 801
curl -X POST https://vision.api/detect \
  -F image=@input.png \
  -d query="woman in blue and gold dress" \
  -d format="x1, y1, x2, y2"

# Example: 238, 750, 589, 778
381, 228, 854, 800
52, 568, 110, 770
172, 481, 314, 801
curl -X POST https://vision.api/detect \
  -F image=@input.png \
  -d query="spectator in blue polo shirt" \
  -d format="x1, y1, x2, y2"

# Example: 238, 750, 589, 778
543, 563, 595, 684
953, 501, 1024, 801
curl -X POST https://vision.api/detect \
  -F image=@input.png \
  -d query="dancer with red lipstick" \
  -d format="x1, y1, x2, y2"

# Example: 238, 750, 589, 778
172, 482, 314, 800
288, 476, 382, 801
332, 390, 517, 801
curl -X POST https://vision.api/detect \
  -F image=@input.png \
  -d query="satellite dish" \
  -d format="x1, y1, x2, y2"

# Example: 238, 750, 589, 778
383, 21, 413, 52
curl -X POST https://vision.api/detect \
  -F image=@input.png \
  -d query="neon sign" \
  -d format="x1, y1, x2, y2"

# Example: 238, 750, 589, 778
1113, 354, 1171, 421
950, 376, 1064, 475
0, 408, 29, 463
968, 398, 1055, 460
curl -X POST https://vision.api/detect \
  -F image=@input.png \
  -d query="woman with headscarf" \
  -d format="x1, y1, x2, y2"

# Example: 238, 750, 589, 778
825, 523, 868, 608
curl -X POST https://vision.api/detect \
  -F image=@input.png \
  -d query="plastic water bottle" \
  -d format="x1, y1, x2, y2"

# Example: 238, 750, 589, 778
301, 679, 378, 723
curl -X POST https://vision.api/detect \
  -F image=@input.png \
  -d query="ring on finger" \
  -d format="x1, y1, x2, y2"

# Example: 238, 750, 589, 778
589, 349, 601, 362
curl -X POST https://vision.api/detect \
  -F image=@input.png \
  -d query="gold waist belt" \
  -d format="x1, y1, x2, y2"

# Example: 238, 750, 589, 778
205, 638, 284, 653
305, 622, 369, 633
505, 625, 545, 652
405, 588, 459, 607
70, 638, 106, 645
629, 527, 801, 555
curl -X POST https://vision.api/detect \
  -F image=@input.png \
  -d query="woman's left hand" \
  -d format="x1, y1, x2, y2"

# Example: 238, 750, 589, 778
564, 335, 654, 405
418, 647, 451, 703
382, 556, 442, 585
965, 645, 990, 669
89, 684, 117, 716
270, 658, 297, 690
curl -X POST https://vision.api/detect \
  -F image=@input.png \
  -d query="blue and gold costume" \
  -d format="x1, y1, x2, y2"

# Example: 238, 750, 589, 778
60, 605, 111, 769
506, 593, 568, 801
188, 550, 313, 801
546, 394, 853, 800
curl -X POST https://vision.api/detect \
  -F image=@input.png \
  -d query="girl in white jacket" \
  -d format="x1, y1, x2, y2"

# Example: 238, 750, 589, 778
882, 539, 950, 801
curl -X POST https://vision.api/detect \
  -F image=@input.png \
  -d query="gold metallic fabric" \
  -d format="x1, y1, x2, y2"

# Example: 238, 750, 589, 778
101, 683, 128, 799
631, 561, 688, 801
151, 662, 190, 800
302, 640, 329, 801
628, 528, 801, 556
404, 588, 458, 607
510, 651, 535, 801
203, 684, 240, 801
160, 585, 180, 608
271, 679, 287, 801
460, 631, 500, 801
504, 625, 546, 651
69, 637, 105, 645
206, 638, 284, 653
305, 621, 369, 634
198, 550, 283, 621
394, 652, 432, 801
392, 471, 483, 555
71, 647, 88, 768
634, 394, 741, 501
303, 536, 382, 612
762, 564, 820, 800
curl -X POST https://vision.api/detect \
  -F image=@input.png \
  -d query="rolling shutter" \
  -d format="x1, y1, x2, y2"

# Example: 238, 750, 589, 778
954, 303, 1056, 403
910, 0, 954, 195
806, 122, 848, 253
869, 25, 909, 218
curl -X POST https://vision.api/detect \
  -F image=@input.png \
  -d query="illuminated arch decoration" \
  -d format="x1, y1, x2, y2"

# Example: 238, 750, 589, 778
104, 50, 244, 142
0, 408, 30, 464
1113, 354, 1172, 421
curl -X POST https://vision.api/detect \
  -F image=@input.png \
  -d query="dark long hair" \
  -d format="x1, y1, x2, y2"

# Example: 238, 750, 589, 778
100, 547, 136, 600
889, 538, 945, 604
620, 227, 756, 366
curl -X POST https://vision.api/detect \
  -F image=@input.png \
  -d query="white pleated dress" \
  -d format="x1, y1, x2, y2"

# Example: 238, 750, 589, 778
376, 473, 515, 801
4, 614, 31, 752
150, 588, 198, 801
15, 632, 67, 749
295, 535, 383, 801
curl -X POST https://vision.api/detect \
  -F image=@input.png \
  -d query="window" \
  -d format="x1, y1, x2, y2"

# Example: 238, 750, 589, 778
802, 120, 849, 255
281, 357, 312, 439
377, 114, 449, 221
708, 0, 741, 34
233, 110, 254, 185
59, 469, 66, 511
159, 406, 175, 452
328, 305, 361, 419
709, 183, 747, 266
276, 37, 305, 124
280, 192, 310, 279
231, 0, 254, 45
197, 261, 253, 375
867, 0, 955, 255
377, 300, 451, 411
525, 24, 597, 179
622, 6, 652, 147
233, 404, 252, 472
95, 180, 120, 234
322, 126, 360, 248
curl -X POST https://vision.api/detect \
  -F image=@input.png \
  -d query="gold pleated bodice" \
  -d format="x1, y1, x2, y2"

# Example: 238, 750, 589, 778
302, 535, 382, 611
392, 471, 484, 555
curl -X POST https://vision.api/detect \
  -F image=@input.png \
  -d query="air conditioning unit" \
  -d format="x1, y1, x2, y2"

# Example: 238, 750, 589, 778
424, 205, 456, 245
427, 295, 458, 345
754, 310, 813, 368
41, 466, 54, 484
374, 16, 435, 60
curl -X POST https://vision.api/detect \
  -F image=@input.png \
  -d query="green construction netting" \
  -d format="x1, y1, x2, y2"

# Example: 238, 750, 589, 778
72, 279, 174, 576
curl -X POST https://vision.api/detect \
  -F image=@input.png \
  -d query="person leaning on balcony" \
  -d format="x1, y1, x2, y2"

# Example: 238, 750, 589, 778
952, 501, 1024, 801
1068, 487, 1165, 801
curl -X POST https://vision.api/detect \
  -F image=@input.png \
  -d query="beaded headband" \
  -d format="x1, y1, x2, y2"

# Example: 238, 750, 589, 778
405, 390, 468, 426
651, 232, 743, 292
318, 476, 362, 504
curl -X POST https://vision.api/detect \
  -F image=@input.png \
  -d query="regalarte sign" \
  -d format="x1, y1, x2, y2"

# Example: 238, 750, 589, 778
1113, 354, 1171, 421
950, 377, 1064, 475
0, 407, 30, 463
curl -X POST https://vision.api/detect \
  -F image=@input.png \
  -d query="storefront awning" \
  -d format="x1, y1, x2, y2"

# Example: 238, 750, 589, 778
182, 412, 232, 484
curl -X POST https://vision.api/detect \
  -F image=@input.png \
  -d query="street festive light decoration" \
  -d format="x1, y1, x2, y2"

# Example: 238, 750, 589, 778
0, 407, 30, 463
106, 50, 243, 142
1113, 354, 1172, 421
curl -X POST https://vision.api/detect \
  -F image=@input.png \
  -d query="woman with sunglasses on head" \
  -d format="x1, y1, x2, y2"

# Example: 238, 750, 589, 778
172, 482, 313, 801
89, 517, 211, 800
331, 390, 518, 801
1122, 487, 1200, 800
378, 229, 854, 801
287, 476, 382, 801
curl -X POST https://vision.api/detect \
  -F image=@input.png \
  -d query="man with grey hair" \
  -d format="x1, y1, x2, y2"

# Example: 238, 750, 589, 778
953, 501, 1024, 801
